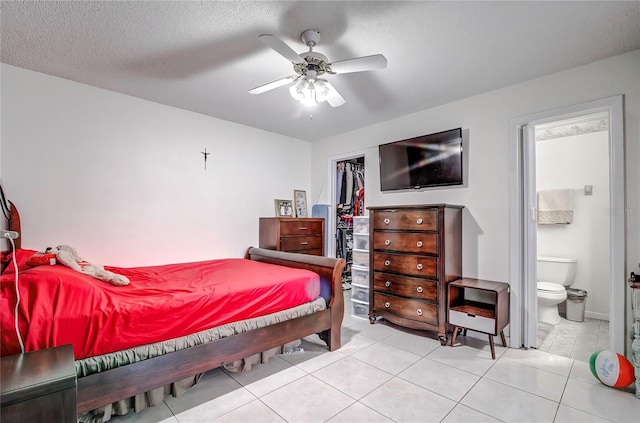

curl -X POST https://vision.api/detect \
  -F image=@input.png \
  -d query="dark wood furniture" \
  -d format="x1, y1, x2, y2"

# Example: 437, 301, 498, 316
259, 217, 325, 256
448, 278, 510, 359
1, 344, 77, 423
1, 204, 345, 415
77, 247, 344, 413
368, 204, 463, 345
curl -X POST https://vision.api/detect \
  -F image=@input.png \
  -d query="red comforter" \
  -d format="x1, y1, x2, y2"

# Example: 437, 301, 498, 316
1, 249, 320, 359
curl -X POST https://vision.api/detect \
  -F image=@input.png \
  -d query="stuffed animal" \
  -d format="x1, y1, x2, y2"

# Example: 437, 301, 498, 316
45, 245, 130, 286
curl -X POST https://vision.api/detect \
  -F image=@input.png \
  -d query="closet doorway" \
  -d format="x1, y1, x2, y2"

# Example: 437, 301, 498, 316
334, 156, 365, 290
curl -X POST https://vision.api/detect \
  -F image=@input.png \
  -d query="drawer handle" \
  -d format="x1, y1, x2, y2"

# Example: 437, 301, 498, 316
417, 286, 423, 293
384, 301, 391, 308
385, 260, 391, 266
417, 309, 423, 316
300, 242, 308, 245
416, 218, 423, 225
417, 263, 423, 270
416, 241, 423, 248
298, 227, 308, 230
384, 218, 390, 225
385, 239, 391, 246
385, 281, 391, 287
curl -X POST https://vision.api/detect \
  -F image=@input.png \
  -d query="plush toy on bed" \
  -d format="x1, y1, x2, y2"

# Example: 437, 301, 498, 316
45, 245, 130, 286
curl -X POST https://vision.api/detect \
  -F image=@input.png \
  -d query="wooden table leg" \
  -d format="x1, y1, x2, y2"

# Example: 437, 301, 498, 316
451, 326, 459, 347
489, 335, 496, 359
500, 330, 507, 347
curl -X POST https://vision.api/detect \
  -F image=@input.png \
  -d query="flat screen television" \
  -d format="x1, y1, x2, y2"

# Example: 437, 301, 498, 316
378, 128, 463, 191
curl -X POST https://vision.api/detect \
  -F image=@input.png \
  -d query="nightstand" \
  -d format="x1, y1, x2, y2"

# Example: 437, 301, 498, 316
448, 278, 510, 359
1, 344, 77, 423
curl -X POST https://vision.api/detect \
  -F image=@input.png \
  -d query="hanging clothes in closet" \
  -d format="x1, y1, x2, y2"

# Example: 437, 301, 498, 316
336, 159, 365, 288
337, 161, 364, 214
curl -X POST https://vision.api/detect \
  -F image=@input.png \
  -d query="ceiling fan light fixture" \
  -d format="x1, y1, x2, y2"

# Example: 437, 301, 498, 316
252, 29, 386, 108
314, 79, 330, 102
289, 78, 328, 107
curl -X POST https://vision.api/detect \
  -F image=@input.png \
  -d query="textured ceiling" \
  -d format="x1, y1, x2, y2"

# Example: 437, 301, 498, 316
1, 1, 639, 142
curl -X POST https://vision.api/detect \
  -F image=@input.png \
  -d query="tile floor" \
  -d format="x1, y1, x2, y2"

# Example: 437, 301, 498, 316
107, 294, 638, 423
537, 317, 610, 362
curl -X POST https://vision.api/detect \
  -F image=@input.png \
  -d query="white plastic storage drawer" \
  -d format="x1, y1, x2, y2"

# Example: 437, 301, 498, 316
353, 216, 369, 234
351, 266, 369, 286
351, 284, 369, 302
352, 249, 369, 267
353, 233, 369, 251
449, 310, 496, 335
351, 300, 369, 319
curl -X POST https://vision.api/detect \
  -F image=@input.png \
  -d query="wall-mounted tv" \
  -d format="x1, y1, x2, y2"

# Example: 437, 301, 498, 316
378, 128, 463, 191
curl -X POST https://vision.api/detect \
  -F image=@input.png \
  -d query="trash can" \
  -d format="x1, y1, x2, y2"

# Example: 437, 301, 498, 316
566, 288, 588, 322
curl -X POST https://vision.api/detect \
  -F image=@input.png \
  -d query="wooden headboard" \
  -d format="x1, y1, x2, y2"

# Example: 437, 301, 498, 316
1, 201, 21, 273
7, 201, 21, 250
1, 181, 21, 250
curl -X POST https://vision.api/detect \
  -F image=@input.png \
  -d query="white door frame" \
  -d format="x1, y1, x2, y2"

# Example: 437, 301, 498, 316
328, 150, 368, 258
521, 125, 538, 347
508, 95, 625, 353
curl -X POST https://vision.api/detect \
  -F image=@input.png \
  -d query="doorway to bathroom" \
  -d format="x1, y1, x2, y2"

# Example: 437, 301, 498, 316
508, 95, 625, 357
533, 112, 611, 361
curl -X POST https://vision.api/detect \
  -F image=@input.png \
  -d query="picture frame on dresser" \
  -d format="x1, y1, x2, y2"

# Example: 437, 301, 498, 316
293, 190, 308, 218
274, 199, 294, 217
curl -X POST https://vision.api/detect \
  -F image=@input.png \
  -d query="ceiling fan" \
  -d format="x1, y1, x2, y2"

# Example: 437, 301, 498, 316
248, 29, 387, 107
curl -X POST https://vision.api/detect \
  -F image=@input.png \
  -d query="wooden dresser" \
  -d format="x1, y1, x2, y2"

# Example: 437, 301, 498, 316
259, 217, 325, 256
367, 204, 463, 345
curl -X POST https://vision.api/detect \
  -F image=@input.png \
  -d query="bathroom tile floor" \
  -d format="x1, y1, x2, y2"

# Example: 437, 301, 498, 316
107, 293, 637, 423
537, 317, 609, 362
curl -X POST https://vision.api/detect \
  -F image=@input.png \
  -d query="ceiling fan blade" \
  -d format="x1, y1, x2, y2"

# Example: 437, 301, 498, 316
258, 34, 304, 64
324, 81, 345, 107
329, 54, 387, 74
248, 75, 298, 95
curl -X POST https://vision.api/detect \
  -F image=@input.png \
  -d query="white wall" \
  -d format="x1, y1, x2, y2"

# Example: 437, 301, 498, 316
311, 50, 639, 352
536, 131, 610, 319
312, 49, 639, 282
0, 64, 311, 266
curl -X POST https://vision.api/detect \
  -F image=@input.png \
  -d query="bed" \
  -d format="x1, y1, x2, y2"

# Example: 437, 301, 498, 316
0, 203, 345, 419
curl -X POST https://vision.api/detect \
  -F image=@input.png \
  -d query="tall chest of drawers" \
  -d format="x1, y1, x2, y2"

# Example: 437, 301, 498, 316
259, 218, 325, 256
367, 204, 463, 345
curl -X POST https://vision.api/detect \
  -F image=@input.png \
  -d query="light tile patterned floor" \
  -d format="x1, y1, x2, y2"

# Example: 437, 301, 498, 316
107, 294, 638, 423
537, 316, 609, 362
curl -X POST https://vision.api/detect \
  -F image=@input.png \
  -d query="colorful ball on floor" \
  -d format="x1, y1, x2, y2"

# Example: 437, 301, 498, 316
589, 350, 635, 388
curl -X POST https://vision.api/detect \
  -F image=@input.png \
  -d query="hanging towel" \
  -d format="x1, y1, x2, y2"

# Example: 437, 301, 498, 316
537, 189, 574, 224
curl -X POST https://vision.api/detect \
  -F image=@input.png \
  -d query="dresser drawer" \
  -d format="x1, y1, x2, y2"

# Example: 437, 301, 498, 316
373, 293, 437, 325
280, 235, 322, 251
373, 272, 437, 302
373, 252, 437, 278
373, 232, 438, 254
279, 220, 324, 236
373, 210, 438, 231
449, 310, 496, 335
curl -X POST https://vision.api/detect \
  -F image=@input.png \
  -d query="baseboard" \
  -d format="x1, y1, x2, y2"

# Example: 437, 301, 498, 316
585, 311, 609, 321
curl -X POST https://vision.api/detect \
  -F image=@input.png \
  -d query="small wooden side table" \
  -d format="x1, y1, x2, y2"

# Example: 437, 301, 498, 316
1, 344, 77, 423
448, 278, 510, 359
629, 277, 640, 399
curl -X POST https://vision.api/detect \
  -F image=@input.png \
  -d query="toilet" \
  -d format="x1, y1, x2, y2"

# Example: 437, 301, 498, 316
537, 256, 578, 325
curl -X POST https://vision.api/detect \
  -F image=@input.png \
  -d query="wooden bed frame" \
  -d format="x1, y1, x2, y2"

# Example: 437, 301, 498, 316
1, 204, 345, 414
